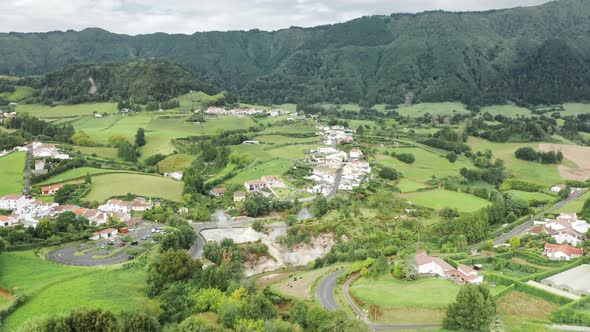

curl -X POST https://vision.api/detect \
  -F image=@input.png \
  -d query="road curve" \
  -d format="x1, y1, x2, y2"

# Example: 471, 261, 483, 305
316, 270, 346, 311
317, 271, 442, 331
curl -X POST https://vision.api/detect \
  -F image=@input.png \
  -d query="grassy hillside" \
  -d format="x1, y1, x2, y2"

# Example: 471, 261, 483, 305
0, 152, 26, 196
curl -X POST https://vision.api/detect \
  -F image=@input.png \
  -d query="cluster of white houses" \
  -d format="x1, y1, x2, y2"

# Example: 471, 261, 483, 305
203, 107, 294, 117
0, 194, 153, 228
528, 212, 589, 247
305, 126, 371, 196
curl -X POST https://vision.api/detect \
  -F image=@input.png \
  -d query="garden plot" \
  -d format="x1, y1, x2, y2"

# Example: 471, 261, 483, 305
539, 143, 590, 181
542, 264, 590, 296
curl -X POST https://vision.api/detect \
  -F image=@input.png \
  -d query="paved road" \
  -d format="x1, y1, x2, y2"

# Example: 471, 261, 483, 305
492, 189, 587, 245
317, 271, 441, 331
316, 269, 346, 311
23, 145, 32, 195
326, 168, 343, 199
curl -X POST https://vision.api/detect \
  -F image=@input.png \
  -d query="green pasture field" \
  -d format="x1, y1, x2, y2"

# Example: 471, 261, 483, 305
496, 291, 559, 326
349, 276, 459, 324
16, 103, 118, 119
317, 103, 362, 112
38, 167, 135, 185
261, 124, 317, 135
0, 250, 152, 331
157, 153, 193, 173
396, 178, 428, 193
0, 86, 35, 102
70, 146, 119, 159
0, 152, 25, 196
253, 135, 320, 145
264, 144, 322, 160
467, 137, 563, 186
347, 119, 376, 129
561, 103, 590, 117
395, 102, 470, 118
556, 190, 590, 213
504, 190, 556, 203
375, 147, 472, 182
405, 189, 491, 212
481, 105, 533, 118
85, 173, 183, 202
225, 159, 293, 185
70, 114, 256, 157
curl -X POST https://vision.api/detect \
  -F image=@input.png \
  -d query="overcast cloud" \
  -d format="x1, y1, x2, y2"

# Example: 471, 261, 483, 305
1, 0, 552, 35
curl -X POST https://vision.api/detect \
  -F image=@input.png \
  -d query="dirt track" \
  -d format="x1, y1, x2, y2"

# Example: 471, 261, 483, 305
539, 144, 590, 181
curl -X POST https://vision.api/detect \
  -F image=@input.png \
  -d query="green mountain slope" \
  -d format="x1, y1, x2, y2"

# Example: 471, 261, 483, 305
1, 0, 589, 105
24, 59, 211, 104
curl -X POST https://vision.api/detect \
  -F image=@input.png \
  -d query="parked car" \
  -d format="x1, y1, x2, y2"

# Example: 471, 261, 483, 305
131, 241, 139, 246
151, 228, 156, 233
118, 242, 126, 247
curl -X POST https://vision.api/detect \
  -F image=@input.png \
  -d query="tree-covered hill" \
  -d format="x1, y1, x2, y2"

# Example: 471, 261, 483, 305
23, 59, 212, 104
1, 0, 590, 106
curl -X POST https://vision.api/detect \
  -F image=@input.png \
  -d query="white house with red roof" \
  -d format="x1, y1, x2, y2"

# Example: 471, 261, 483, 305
41, 184, 63, 196
534, 213, 589, 247
543, 243, 583, 260
0, 215, 18, 227
415, 253, 483, 284
0, 195, 33, 211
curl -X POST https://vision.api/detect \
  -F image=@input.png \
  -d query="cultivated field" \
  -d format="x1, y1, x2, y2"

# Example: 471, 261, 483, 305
85, 173, 184, 202
496, 291, 559, 325
481, 105, 533, 118
504, 190, 556, 203
349, 277, 460, 324
397, 179, 429, 193
225, 159, 293, 185
69, 146, 119, 159
539, 143, 590, 181
468, 137, 563, 186
0, 250, 152, 331
16, 103, 118, 119
404, 189, 491, 212
39, 167, 136, 185
395, 102, 470, 118
157, 153, 193, 173
0, 152, 26, 196
376, 147, 472, 182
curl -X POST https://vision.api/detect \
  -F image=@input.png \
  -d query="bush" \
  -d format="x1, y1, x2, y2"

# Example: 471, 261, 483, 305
379, 167, 401, 180
393, 153, 415, 164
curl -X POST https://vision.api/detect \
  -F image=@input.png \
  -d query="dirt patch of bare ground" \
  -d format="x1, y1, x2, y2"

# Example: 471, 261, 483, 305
539, 143, 590, 181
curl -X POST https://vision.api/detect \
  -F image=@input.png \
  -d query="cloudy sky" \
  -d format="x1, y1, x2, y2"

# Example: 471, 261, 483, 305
1, 0, 552, 35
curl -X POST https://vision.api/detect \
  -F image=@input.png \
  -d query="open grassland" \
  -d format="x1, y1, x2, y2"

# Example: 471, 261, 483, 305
396, 102, 470, 118
157, 154, 193, 173
16, 103, 118, 119
0, 152, 25, 196
505, 190, 556, 202
349, 277, 459, 324
0, 86, 35, 102
225, 159, 293, 185
85, 173, 183, 202
556, 190, 590, 214
261, 124, 317, 135
561, 103, 590, 117
405, 189, 491, 212
38, 167, 135, 185
497, 291, 559, 325
71, 114, 256, 157
397, 179, 429, 193
70, 146, 119, 159
264, 144, 322, 160
468, 137, 563, 186
254, 135, 320, 145
481, 105, 533, 118
375, 147, 472, 182
0, 250, 151, 331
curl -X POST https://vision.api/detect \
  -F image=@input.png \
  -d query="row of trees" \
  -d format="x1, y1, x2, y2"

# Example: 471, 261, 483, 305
515, 147, 563, 164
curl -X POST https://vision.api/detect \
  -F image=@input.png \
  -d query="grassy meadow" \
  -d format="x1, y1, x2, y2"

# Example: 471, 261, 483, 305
0, 86, 35, 102
349, 277, 459, 324
467, 137, 563, 186
395, 102, 470, 118
376, 147, 472, 182
85, 173, 184, 202
556, 190, 590, 214
225, 159, 293, 185
0, 250, 152, 331
39, 167, 136, 185
157, 153, 193, 173
16, 103, 118, 119
481, 105, 533, 118
0, 152, 26, 196
404, 189, 491, 212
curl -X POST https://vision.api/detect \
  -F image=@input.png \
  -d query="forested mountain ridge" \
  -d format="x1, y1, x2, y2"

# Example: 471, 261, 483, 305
21, 59, 212, 104
1, 0, 590, 106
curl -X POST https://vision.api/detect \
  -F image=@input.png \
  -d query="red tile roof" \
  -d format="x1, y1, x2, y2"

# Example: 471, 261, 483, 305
544, 243, 583, 257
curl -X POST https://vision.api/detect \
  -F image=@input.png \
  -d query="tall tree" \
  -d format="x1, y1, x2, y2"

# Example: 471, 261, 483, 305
443, 284, 496, 331
135, 128, 146, 147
